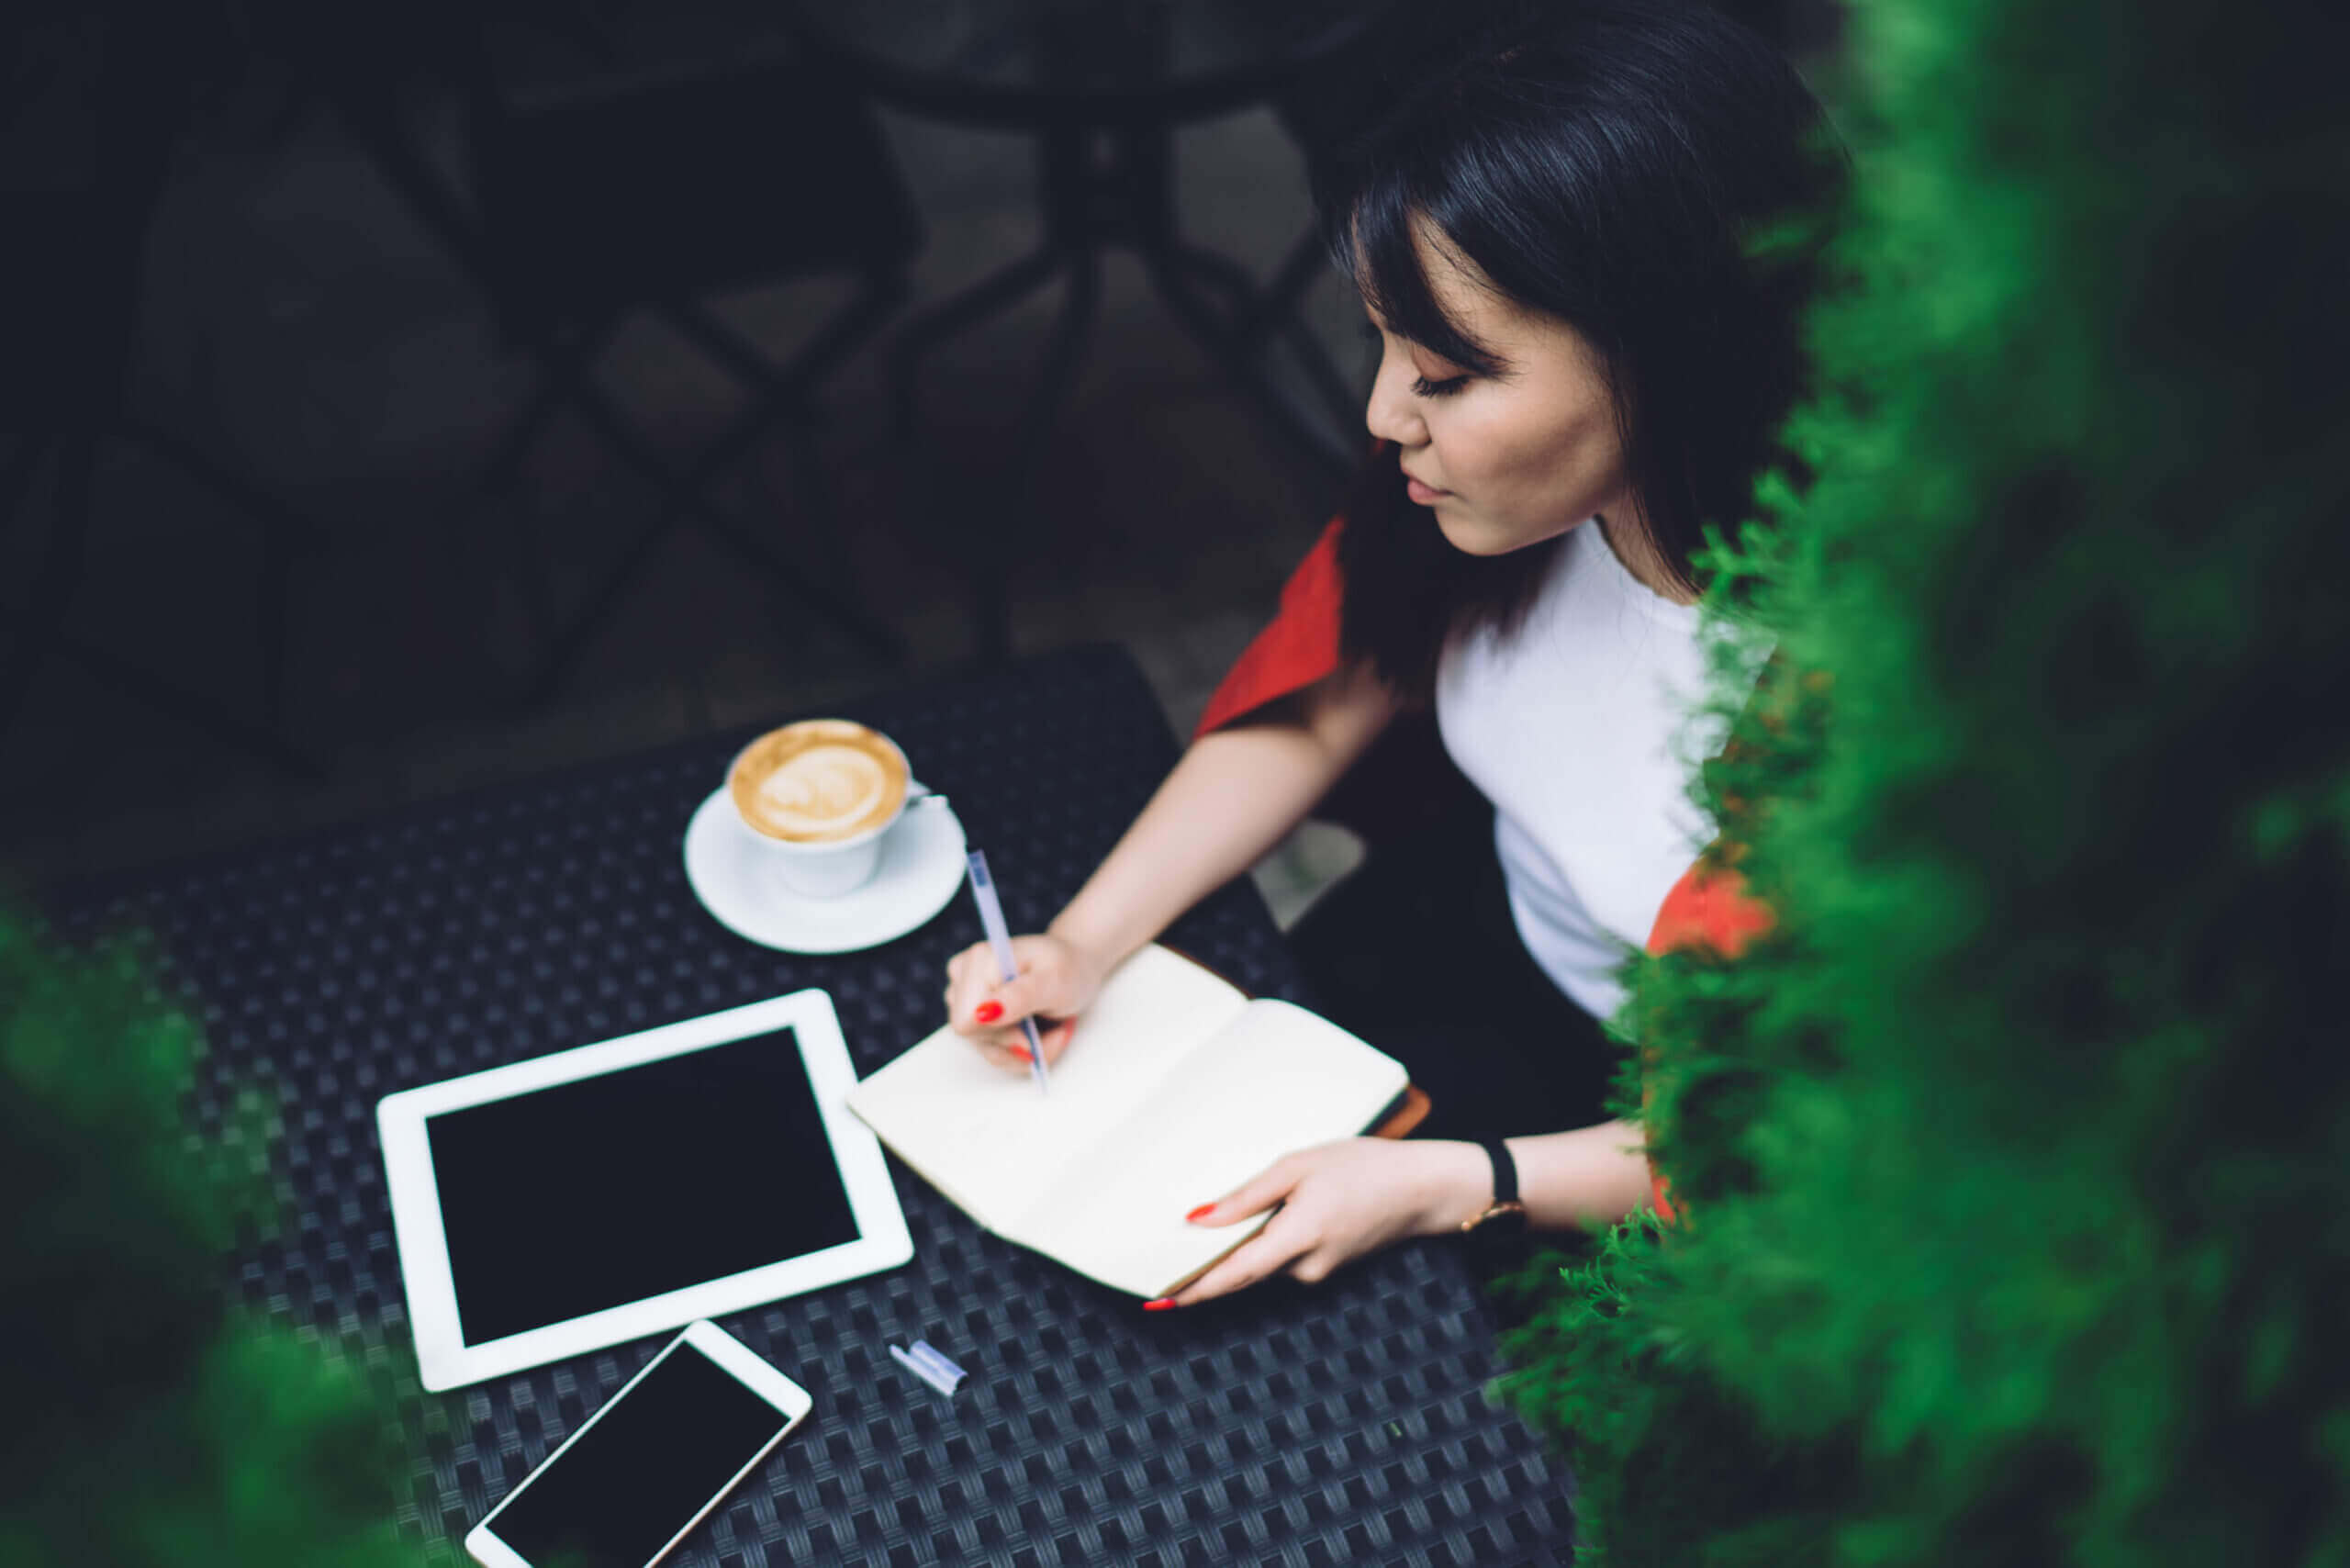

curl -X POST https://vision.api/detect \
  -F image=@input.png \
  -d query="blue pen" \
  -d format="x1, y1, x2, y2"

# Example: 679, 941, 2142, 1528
966, 851, 1049, 1093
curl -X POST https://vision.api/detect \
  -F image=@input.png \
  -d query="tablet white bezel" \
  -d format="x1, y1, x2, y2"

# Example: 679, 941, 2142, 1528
464, 1320, 813, 1568
378, 990, 911, 1392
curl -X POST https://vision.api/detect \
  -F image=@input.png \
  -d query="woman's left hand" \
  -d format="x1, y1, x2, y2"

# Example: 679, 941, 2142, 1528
1156, 1138, 1487, 1307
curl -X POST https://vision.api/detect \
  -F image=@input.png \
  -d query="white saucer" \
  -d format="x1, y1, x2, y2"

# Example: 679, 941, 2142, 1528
682, 786, 968, 954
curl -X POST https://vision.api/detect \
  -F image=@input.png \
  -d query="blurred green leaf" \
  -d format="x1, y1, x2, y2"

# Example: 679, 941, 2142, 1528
0, 909, 420, 1565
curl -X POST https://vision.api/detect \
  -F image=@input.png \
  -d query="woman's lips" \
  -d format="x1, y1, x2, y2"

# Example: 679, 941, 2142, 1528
1404, 473, 1449, 504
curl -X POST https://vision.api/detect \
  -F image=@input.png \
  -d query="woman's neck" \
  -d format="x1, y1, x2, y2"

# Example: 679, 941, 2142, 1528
1595, 514, 1699, 606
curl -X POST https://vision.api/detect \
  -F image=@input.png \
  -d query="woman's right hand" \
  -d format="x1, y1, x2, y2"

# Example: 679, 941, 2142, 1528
943, 932, 1110, 1073
936, 661, 1397, 1078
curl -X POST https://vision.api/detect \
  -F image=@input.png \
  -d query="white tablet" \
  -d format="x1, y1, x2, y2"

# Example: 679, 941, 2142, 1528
378, 990, 912, 1392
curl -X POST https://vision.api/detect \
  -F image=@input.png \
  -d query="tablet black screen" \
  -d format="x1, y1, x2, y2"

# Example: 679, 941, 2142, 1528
425, 1028, 860, 1346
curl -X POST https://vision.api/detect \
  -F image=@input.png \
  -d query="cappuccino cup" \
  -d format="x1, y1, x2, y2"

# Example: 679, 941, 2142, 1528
727, 719, 912, 899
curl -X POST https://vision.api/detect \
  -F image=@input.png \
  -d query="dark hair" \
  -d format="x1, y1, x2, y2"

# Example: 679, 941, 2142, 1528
1313, 0, 1843, 697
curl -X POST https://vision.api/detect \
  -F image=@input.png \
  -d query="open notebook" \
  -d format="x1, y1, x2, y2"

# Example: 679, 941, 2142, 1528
846, 944, 1421, 1299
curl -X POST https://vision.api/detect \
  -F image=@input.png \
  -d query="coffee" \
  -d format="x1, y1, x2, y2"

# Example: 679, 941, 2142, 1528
729, 720, 909, 844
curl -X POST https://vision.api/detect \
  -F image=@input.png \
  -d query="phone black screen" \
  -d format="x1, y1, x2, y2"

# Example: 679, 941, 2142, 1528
486, 1340, 789, 1567
424, 1028, 861, 1346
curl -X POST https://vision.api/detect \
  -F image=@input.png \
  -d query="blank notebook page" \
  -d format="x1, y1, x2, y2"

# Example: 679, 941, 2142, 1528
846, 946, 1250, 1228
1015, 1001, 1409, 1295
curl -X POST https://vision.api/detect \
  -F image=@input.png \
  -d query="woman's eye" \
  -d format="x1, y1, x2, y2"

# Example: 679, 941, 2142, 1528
1363, 322, 1471, 397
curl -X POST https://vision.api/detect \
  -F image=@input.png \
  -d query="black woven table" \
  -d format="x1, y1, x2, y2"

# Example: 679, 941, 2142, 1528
46, 644, 1575, 1566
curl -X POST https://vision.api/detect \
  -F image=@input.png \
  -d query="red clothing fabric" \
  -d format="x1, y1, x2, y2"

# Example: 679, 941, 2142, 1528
1194, 519, 1349, 737
1647, 861, 1773, 961
1196, 521, 1775, 1223
1639, 861, 1771, 1225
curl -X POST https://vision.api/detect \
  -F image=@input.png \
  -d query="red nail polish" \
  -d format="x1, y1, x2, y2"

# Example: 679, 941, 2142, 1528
974, 1001, 1003, 1025
1009, 1044, 1032, 1063
1143, 1298, 1177, 1312
1185, 1204, 1215, 1223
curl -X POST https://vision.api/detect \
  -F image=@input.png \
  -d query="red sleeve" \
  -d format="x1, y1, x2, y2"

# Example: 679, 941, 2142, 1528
1644, 861, 1773, 959
1193, 519, 1348, 738
1641, 861, 1774, 1226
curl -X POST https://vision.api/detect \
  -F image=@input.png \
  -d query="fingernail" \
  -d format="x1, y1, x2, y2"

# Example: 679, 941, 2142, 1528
1009, 1044, 1032, 1063
974, 1001, 1003, 1025
1184, 1204, 1215, 1223
1142, 1298, 1177, 1312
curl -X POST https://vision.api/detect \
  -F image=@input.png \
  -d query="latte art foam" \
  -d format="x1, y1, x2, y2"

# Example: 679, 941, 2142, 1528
752, 745, 891, 838
728, 719, 910, 844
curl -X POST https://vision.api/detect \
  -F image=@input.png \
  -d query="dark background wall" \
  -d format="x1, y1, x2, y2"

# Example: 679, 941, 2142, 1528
2, 0, 1373, 906
1, 0, 1832, 911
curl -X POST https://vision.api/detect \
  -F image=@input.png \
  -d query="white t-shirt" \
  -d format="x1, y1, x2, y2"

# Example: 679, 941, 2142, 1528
1434, 519, 1731, 1021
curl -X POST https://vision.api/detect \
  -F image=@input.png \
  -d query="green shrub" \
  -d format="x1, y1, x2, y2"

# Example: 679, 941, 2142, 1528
1502, 0, 2350, 1562
1, 910, 420, 1565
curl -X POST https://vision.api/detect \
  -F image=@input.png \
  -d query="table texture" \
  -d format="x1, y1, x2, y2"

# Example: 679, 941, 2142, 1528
47, 644, 1576, 1566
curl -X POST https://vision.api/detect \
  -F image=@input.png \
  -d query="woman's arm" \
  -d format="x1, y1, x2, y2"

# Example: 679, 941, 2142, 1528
1160, 1119, 1654, 1306
1054, 660, 1398, 970
1414, 1122, 1657, 1232
944, 661, 1400, 1064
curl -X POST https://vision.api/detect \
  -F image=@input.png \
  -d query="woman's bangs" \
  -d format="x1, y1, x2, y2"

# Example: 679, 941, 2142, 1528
1343, 171, 1502, 375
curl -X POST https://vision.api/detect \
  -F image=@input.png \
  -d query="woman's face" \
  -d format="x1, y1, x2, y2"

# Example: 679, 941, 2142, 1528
1361, 227, 1636, 557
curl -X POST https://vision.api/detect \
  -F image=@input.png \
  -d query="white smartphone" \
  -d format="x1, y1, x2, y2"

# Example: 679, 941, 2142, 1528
464, 1320, 812, 1568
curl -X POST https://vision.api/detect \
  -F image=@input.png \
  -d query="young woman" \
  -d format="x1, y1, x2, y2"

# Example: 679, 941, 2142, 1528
944, 0, 1839, 1305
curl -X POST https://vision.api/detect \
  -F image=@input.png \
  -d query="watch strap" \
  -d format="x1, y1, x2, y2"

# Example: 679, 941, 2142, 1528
1473, 1135, 1519, 1207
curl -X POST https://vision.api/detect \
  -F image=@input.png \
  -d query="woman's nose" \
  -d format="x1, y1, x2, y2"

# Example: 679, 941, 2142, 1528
1363, 348, 1427, 449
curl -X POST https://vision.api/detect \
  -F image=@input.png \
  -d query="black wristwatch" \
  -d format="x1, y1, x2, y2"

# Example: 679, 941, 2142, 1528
1458, 1136, 1529, 1241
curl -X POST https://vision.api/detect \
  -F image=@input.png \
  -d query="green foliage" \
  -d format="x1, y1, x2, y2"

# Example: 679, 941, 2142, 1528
1502, 0, 2350, 1562
0, 909, 419, 1565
